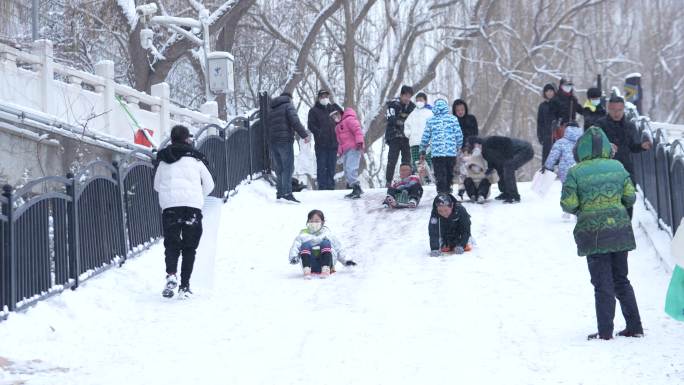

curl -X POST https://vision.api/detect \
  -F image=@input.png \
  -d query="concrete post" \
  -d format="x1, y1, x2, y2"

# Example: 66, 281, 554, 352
151, 82, 171, 140
31, 40, 54, 115
95, 61, 116, 138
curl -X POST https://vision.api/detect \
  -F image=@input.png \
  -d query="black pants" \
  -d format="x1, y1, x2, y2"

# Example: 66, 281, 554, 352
315, 147, 337, 190
499, 147, 534, 198
432, 157, 456, 194
587, 251, 643, 337
388, 184, 423, 202
386, 138, 411, 185
163, 207, 203, 287
541, 137, 553, 165
463, 178, 491, 199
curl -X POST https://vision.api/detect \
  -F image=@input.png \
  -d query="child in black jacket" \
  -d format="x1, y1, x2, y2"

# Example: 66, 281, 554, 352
429, 193, 472, 256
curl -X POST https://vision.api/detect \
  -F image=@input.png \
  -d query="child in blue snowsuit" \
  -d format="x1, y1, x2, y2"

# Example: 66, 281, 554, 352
544, 122, 583, 183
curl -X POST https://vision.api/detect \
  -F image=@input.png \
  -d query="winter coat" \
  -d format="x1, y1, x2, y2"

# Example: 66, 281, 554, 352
289, 226, 349, 263
154, 144, 215, 210
481, 136, 531, 167
582, 100, 606, 130
404, 105, 433, 147
335, 108, 365, 155
550, 91, 583, 125
537, 100, 555, 145
308, 102, 342, 150
459, 149, 499, 185
269, 95, 309, 144
385, 98, 415, 144
428, 194, 471, 251
561, 127, 636, 256
420, 100, 463, 158
594, 115, 645, 176
390, 174, 422, 190
544, 124, 583, 182
452, 100, 479, 144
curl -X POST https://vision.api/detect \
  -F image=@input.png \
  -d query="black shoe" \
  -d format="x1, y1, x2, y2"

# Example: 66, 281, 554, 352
503, 195, 521, 204
282, 194, 300, 203
616, 329, 644, 338
178, 285, 193, 299
345, 184, 362, 199
494, 193, 508, 200
587, 332, 612, 341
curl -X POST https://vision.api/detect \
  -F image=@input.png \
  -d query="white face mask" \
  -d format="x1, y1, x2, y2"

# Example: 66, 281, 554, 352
590, 98, 601, 106
307, 222, 322, 233
561, 85, 573, 93
320, 98, 330, 106
471, 147, 482, 156
415, 101, 425, 109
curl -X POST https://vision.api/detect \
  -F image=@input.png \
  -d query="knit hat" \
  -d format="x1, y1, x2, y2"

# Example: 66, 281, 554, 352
317, 89, 330, 98
587, 87, 601, 99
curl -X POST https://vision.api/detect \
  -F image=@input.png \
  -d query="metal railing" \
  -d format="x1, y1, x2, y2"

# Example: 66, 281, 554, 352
632, 118, 684, 235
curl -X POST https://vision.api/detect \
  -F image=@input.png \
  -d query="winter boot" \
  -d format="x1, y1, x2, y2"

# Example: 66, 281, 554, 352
408, 198, 418, 208
503, 195, 521, 204
282, 194, 301, 203
162, 274, 178, 298
345, 184, 362, 199
177, 285, 193, 300
476, 196, 486, 204
303, 266, 312, 279
494, 193, 508, 201
587, 332, 612, 341
616, 329, 644, 338
320, 265, 331, 278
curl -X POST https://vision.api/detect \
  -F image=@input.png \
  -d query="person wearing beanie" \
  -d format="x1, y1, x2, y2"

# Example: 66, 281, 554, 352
154, 125, 215, 299
537, 83, 557, 164
428, 193, 472, 257
307, 89, 343, 190
384, 85, 416, 187
582, 87, 606, 129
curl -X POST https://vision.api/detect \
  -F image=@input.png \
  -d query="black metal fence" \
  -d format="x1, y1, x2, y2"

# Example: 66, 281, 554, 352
632, 118, 684, 235
1, 113, 269, 316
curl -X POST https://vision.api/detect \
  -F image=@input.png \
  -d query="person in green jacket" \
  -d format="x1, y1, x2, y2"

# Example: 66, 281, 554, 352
561, 126, 643, 341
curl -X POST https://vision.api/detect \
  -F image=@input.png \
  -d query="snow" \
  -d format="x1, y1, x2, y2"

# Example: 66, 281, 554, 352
1, 181, 683, 384
116, 0, 139, 30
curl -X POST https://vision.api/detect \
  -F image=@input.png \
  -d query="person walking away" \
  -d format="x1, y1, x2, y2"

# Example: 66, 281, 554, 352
482, 136, 534, 203
383, 163, 424, 208
420, 99, 463, 194
307, 89, 342, 190
154, 125, 215, 299
333, 108, 365, 199
537, 83, 556, 164
429, 194, 472, 257
405, 92, 433, 177
561, 126, 643, 340
385, 85, 416, 187
582, 87, 606, 129
269, 92, 311, 203
460, 139, 498, 203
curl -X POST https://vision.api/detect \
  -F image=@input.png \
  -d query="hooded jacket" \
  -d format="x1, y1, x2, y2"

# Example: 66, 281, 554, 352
452, 99, 479, 143
420, 99, 463, 157
404, 104, 434, 147
269, 95, 309, 144
428, 194, 471, 251
561, 127, 636, 256
537, 83, 557, 145
289, 226, 349, 264
385, 98, 416, 143
594, 115, 645, 176
335, 108, 365, 155
544, 124, 583, 182
307, 101, 342, 150
154, 144, 215, 210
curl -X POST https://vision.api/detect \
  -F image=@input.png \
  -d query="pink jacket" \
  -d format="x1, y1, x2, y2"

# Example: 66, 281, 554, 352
335, 108, 365, 155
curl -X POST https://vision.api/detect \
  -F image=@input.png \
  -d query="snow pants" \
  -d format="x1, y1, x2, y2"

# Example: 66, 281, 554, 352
586, 251, 643, 338
299, 240, 333, 273
463, 178, 491, 199
432, 156, 456, 194
163, 207, 203, 287
386, 138, 411, 185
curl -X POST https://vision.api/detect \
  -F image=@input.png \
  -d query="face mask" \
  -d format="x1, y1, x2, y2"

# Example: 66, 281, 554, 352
320, 98, 330, 106
415, 101, 425, 109
561, 85, 573, 93
590, 98, 600, 106
471, 147, 481, 156
307, 222, 322, 233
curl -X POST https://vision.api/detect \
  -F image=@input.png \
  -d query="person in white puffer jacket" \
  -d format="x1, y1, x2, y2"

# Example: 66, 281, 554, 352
154, 125, 215, 298
404, 92, 433, 173
289, 210, 356, 279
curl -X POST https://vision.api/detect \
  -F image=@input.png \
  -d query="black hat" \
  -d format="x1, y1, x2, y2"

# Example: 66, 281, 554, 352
400, 85, 414, 96
317, 89, 330, 98
587, 87, 601, 99
542, 83, 556, 93
170, 125, 192, 144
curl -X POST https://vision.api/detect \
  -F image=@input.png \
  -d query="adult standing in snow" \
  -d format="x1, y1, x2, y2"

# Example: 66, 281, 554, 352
452, 99, 479, 146
420, 99, 463, 194
582, 87, 606, 129
308, 89, 342, 190
429, 194, 472, 257
154, 125, 215, 299
550, 78, 583, 127
333, 108, 365, 199
404, 92, 433, 172
561, 127, 643, 340
537, 83, 557, 164
269, 92, 310, 203
481, 136, 534, 203
385, 85, 416, 187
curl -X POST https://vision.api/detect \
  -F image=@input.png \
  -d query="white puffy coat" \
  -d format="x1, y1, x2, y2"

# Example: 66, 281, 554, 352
154, 157, 215, 210
404, 106, 434, 147
288, 226, 349, 263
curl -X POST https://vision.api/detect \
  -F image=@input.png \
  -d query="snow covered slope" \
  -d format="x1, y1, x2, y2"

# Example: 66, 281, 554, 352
0, 181, 682, 384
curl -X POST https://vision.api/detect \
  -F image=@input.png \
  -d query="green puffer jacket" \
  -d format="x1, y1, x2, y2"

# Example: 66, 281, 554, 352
560, 126, 636, 256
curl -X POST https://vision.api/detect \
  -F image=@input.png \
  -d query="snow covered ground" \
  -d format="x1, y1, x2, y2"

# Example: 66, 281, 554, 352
0, 181, 682, 385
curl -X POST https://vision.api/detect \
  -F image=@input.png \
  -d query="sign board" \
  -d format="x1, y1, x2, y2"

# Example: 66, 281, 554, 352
208, 51, 234, 94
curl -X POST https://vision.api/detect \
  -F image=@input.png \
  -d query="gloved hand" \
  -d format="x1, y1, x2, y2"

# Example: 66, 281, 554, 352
454, 246, 465, 254
430, 250, 441, 257
289, 257, 299, 265
345, 260, 357, 266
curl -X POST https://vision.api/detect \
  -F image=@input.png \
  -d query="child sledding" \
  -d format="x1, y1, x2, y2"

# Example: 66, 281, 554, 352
458, 139, 499, 203
429, 194, 472, 256
383, 163, 424, 208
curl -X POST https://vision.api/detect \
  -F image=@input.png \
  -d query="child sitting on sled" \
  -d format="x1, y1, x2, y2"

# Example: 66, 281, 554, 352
383, 163, 424, 208
458, 138, 499, 203
429, 193, 472, 256
289, 210, 357, 278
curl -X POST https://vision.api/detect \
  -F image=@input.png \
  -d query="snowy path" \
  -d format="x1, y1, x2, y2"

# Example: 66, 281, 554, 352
1, 181, 683, 385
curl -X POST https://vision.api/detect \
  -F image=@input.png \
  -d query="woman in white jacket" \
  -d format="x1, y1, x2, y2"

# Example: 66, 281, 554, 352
404, 92, 433, 172
289, 210, 356, 278
154, 125, 215, 298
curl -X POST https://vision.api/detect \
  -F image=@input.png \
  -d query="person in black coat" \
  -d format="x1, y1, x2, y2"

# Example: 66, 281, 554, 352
269, 93, 310, 203
550, 78, 583, 126
452, 99, 479, 146
428, 193, 471, 257
385, 85, 416, 187
537, 83, 556, 164
307, 89, 342, 190
582, 87, 606, 129
481, 136, 534, 203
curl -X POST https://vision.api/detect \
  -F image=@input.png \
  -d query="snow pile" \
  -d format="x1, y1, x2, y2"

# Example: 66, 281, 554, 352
0, 181, 683, 384
117, 0, 139, 29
